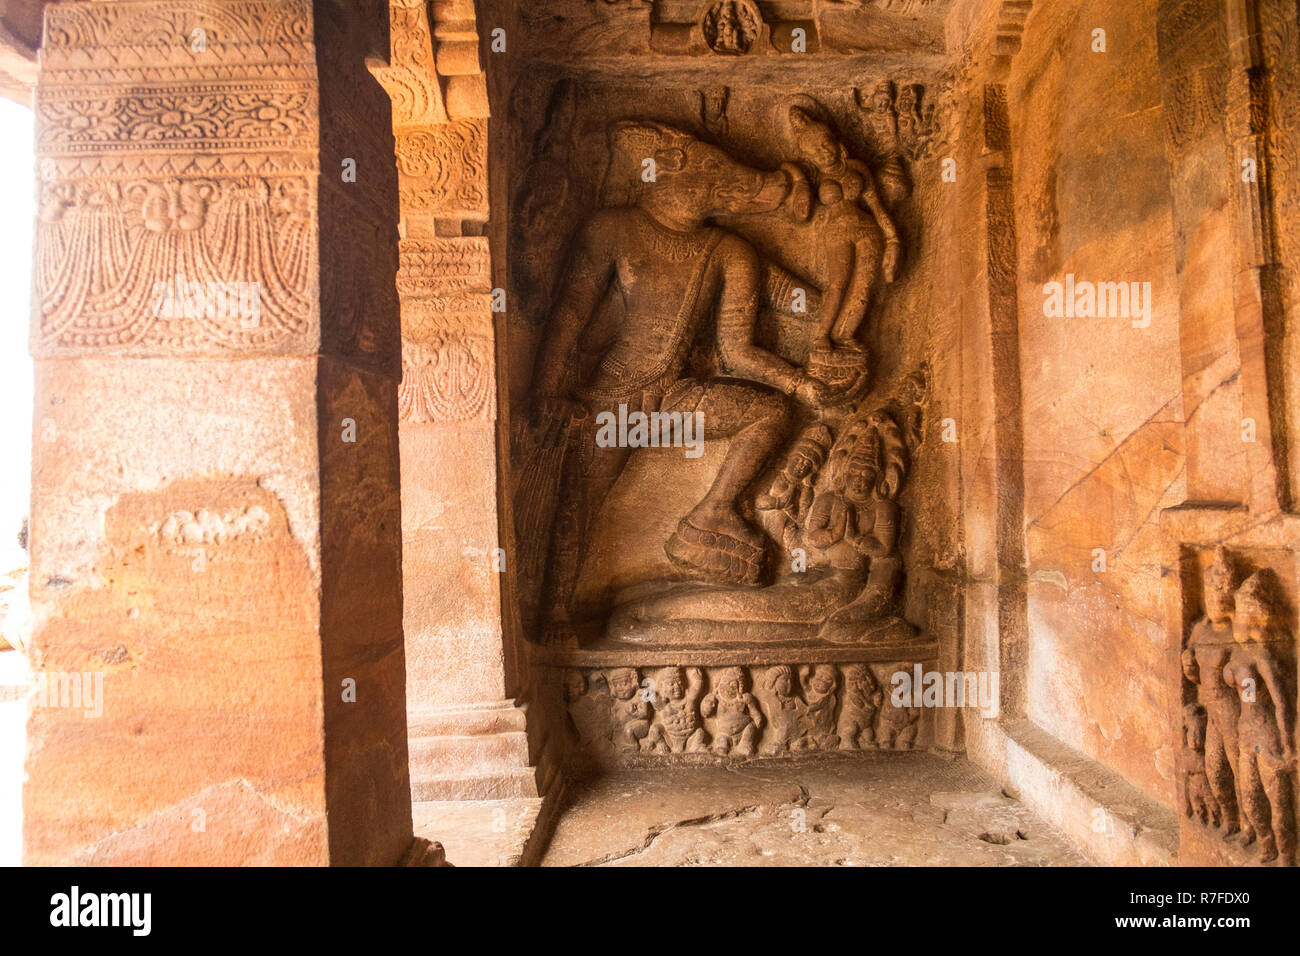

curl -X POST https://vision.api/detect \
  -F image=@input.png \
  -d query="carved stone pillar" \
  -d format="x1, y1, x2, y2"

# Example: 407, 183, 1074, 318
374, 0, 536, 800
979, 82, 1029, 722
954, 60, 1031, 759
24, 0, 416, 865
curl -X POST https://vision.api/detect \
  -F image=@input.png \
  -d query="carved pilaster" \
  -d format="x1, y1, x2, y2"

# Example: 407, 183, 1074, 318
374, 0, 494, 425
982, 82, 1028, 721
397, 236, 495, 423
1156, 0, 1300, 866
377, 1, 533, 800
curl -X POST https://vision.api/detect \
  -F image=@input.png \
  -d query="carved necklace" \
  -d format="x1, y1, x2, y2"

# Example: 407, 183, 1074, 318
637, 211, 713, 263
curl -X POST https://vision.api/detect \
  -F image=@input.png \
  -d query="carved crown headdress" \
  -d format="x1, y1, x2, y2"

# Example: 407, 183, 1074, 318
826, 410, 907, 500
790, 424, 833, 467
1205, 547, 1235, 593
1233, 570, 1274, 623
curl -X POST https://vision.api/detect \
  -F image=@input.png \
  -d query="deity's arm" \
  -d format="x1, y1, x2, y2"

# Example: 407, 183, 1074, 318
852, 159, 900, 283
744, 694, 765, 729
714, 238, 804, 394
755, 479, 787, 513
805, 490, 847, 549
533, 217, 615, 398
1258, 650, 1294, 755
850, 159, 898, 242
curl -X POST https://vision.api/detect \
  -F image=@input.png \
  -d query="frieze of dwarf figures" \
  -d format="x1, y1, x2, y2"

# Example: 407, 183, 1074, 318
563, 662, 923, 759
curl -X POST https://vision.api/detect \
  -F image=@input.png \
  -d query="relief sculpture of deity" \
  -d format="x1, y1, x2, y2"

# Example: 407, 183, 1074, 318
529, 120, 859, 645
525, 99, 921, 653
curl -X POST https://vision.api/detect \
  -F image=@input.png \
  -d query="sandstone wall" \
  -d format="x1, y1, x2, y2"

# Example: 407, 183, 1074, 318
1008, 0, 1187, 807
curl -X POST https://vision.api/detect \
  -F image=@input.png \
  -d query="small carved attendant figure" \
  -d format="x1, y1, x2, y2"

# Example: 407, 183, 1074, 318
563, 669, 613, 749
606, 666, 653, 752
860, 80, 898, 153
1222, 572, 1296, 864
644, 666, 709, 754
895, 84, 922, 144
702, 667, 764, 757
877, 694, 920, 750
812, 410, 909, 642
756, 424, 833, 552
855, 80, 911, 206
838, 663, 883, 749
796, 664, 840, 750
1181, 704, 1222, 827
1185, 548, 1246, 838
761, 665, 805, 754
787, 102, 900, 352
704, 0, 758, 54
894, 83, 932, 161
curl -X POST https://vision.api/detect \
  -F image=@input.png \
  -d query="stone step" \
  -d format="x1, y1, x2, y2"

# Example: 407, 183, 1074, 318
411, 767, 540, 802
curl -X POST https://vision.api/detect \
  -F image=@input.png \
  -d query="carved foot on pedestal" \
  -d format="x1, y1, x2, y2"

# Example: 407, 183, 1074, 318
818, 612, 918, 645
665, 513, 765, 586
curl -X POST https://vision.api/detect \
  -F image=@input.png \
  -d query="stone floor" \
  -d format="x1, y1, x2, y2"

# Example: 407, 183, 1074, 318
538, 752, 1091, 867
413, 797, 544, 867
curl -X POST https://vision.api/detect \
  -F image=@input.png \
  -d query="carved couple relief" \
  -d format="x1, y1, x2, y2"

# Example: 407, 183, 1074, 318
1181, 548, 1297, 865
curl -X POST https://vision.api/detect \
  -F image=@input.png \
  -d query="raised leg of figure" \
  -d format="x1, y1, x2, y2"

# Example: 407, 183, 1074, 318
662, 380, 792, 585
622, 718, 651, 752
